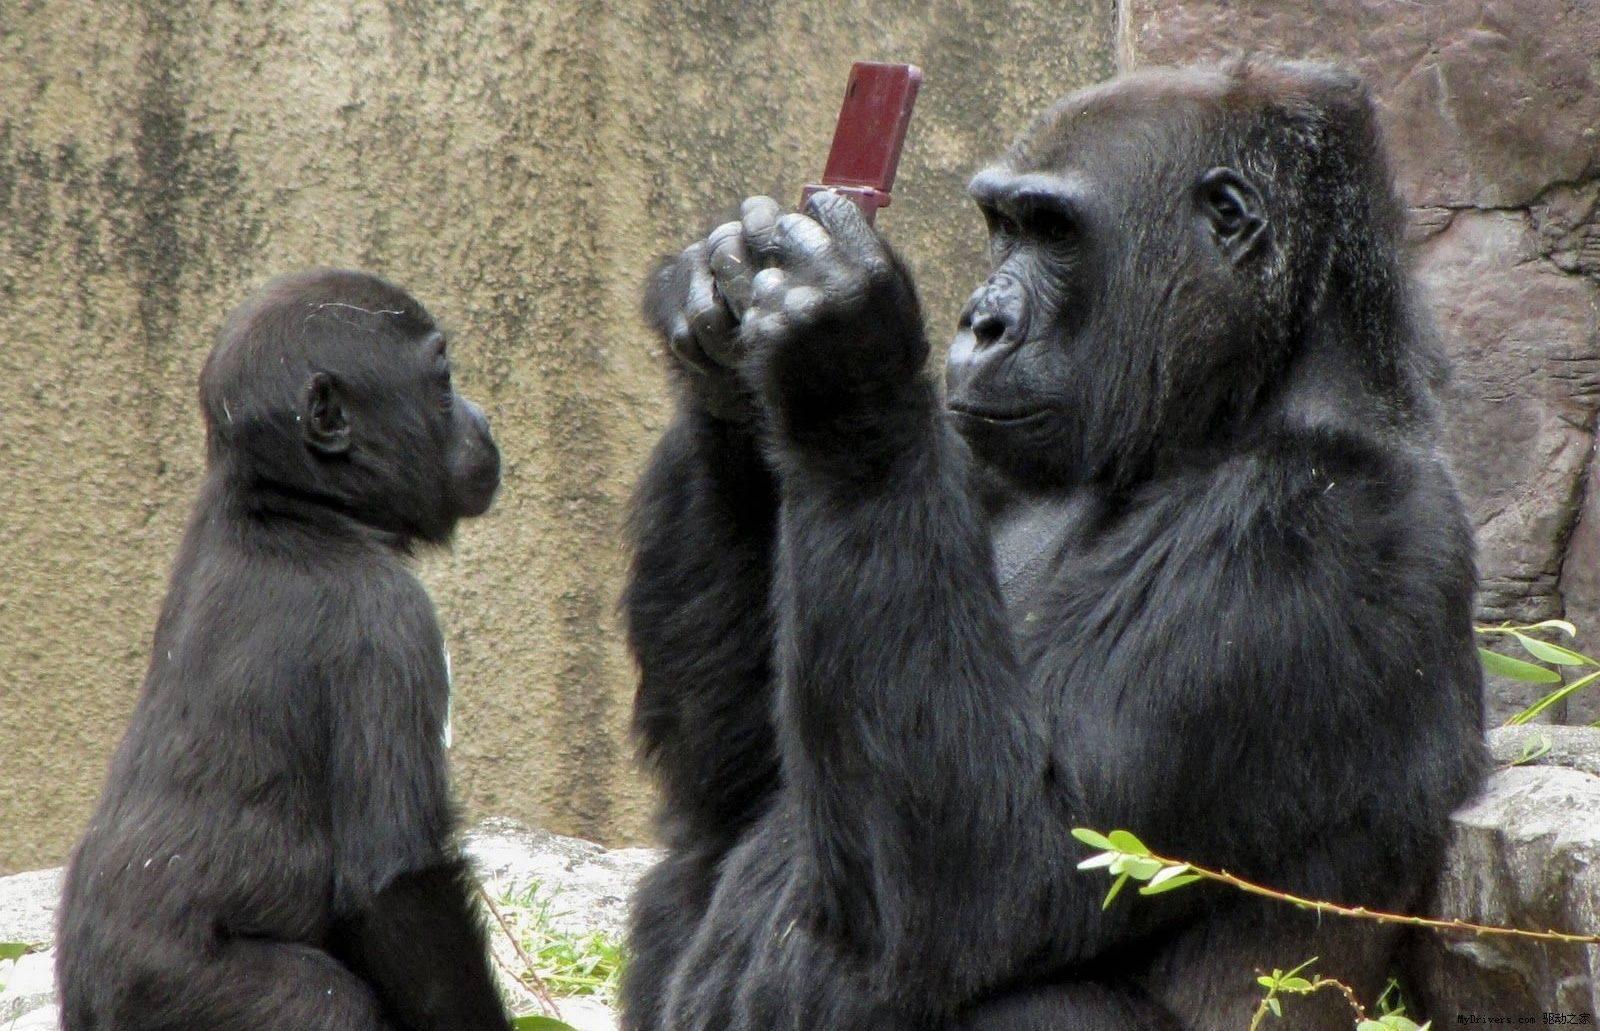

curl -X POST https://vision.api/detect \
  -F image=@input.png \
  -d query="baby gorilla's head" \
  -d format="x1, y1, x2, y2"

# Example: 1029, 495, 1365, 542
201, 268, 500, 545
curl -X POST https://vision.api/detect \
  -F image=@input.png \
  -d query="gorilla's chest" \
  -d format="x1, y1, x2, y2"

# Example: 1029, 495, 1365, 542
991, 491, 1097, 622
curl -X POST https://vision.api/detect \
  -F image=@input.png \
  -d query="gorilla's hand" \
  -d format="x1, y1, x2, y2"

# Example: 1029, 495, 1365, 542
643, 201, 772, 423
722, 192, 928, 436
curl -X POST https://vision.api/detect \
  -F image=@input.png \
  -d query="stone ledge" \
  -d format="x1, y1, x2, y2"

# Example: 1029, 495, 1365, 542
6, 745, 1598, 1024
0, 821, 656, 1030
1412, 726, 1600, 1016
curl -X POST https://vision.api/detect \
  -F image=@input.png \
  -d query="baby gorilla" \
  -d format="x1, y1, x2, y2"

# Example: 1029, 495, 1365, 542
57, 270, 508, 1031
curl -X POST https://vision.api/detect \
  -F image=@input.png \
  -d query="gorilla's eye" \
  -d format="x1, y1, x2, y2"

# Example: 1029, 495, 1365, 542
1205, 186, 1245, 232
1196, 168, 1268, 263
1026, 208, 1077, 247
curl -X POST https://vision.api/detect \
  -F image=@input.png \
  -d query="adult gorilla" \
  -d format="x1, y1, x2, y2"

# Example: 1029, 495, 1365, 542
622, 60, 1487, 1030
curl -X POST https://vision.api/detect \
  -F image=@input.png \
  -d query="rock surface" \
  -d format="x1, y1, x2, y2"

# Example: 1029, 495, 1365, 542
0, 821, 659, 1030
467, 817, 658, 939
0, 870, 60, 950
5, 789, 1600, 1022
1411, 726, 1600, 1018
1119, 0, 1600, 723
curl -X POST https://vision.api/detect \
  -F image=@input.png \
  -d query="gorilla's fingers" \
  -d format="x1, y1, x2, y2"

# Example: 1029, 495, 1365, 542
781, 285, 825, 323
683, 243, 735, 363
708, 221, 754, 318
744, 310, 789, 346
750, 267, 789, 313
774, 213, 834, 271
740, 196, 784, 263
667, 313, 717, 374
805, 190, 887, 272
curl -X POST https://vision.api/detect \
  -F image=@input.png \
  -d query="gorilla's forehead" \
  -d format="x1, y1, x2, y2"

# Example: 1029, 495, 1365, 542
1002, 67, 1234, 178
222, 269, 435, 359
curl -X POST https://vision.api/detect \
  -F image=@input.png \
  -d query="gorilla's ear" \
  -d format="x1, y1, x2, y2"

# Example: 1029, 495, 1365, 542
1198, 168, 1268, 264
303, 372, 351, 455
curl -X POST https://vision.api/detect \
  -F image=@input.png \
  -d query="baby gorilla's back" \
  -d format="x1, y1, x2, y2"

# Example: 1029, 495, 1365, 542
57, 269, 507, 1031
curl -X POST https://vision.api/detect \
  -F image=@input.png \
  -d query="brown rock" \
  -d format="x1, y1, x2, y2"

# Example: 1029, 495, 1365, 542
1120, 0, 1600, 209
1413, 209, 1600, 720
1410, 726, 1600, 1020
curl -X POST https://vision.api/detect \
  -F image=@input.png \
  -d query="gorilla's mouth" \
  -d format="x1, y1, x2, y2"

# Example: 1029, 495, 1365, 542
947, 403, 1053, 425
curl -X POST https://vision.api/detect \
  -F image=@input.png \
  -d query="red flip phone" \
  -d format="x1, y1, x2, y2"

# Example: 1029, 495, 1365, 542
801, 62, 922, 225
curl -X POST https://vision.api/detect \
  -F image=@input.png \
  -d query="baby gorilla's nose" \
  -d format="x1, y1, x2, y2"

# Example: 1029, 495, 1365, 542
453, 398, 500, 517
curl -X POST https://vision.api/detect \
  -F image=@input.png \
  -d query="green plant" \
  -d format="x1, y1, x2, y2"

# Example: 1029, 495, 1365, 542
1477, 619, 1600, 724
0, 942, 35, 995
1503, 731, 1553, 768
511, 1017, 582, 1031
1073, 828, 1597, 1027
1249, 958, 1429, 1030
1071, 828, 1599, 945
493, 880, 625, 1002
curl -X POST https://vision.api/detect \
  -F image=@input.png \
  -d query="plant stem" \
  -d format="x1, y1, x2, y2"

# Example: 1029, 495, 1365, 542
477, 881, 562, 1015
1166, 857, 1600, 945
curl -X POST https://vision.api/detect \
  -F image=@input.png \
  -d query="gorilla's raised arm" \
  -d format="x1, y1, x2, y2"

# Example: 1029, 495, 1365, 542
619, 224, 787, 1027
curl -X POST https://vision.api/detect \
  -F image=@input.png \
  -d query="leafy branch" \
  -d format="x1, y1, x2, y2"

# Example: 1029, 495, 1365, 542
1071, 828, 1600, 946
1249, 959, 1428, 1030
1477, 619, 1600, 725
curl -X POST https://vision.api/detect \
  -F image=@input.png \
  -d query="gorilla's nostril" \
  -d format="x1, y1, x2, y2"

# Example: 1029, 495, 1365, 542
971, 311, 1010, 348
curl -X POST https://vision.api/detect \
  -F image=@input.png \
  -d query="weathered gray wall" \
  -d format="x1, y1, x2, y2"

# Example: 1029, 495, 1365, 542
0, 1, 1114, 873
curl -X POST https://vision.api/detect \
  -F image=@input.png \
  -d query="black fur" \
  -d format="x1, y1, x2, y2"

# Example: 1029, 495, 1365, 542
621, 61, 1488, 1030
57, 269, 508, 1031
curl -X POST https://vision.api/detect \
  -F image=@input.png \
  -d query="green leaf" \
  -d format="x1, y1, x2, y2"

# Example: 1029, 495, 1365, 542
1278, 976, 1313, 992
1121, 856, 1164, 880
1522, 618, 1578, 638
0, 943, 32, 962
1358, 1022, 1387, 1031
1378, 1017, 1427, 1031
1257, 975, 1276, 989
1267, 997, 1282, 1017
1479, 647, 1562, 683
1512, 632, 1595, 667
1076, 851, 1117, 871
1139, 873, 1202, 895
1070, 828, 1116, 851
1105, 830, 1151, 856
512, 1017, 583, 1031
1508, 669, 1600, 725
1101, 872, 1131, 910
1146, 863, 1192, 887
1507, 733, 1552, 766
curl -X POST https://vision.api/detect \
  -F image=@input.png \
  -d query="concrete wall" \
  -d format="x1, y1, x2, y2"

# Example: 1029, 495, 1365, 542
0, 1, 1114, 873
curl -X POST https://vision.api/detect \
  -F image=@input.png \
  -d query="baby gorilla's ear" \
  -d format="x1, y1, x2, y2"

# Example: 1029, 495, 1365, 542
303, 372, 351, 455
